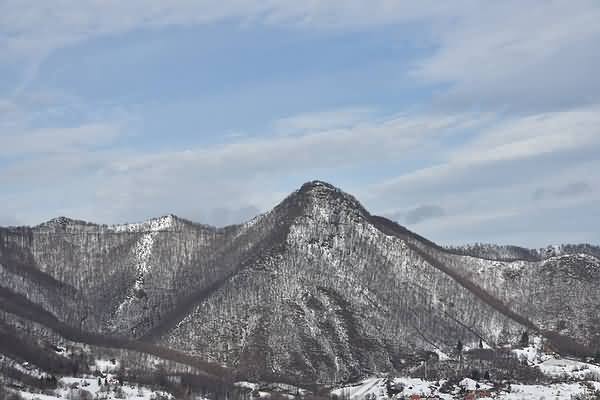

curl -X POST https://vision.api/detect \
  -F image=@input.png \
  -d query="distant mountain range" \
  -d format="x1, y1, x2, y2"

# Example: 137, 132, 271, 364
1, 181, 599, 384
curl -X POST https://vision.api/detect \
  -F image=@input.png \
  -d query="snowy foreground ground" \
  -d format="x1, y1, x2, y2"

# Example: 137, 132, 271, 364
14, 358, 175, 400
12, 350, 600, 400
332, 375, 600, 400
331, 344, 600, 400
15, 359, 600, 400
18, 376, 173, 400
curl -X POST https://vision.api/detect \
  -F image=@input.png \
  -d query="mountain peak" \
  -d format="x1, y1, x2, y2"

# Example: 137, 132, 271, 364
298, 180, 338, 192
288, 180, 370, 221
37, 216, 96, 229
45, 216, 73, 226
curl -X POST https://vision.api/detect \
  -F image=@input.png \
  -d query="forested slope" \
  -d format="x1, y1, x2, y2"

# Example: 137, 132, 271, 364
1, 181, 598, 384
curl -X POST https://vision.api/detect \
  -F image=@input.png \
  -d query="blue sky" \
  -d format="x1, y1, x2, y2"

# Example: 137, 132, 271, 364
1, 1, 600, 247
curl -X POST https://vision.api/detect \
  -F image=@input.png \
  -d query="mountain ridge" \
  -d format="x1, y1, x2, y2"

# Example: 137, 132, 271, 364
1, 180, 599, 384
6, 179, 598, 261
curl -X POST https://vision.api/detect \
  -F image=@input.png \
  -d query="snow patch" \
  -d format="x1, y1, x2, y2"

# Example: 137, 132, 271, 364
109, 215, 176, 233
433, 348, 451, 361
333, 377, 453, 400
331, 378, 385, 400
234, 381, 260, 391
332, 374, 599, 400
538, 358, 600, 380
500, 382, 589, 399
94, 358, 120, 373
512, 336, 551, 365
112, 230, 158, 322
459, 377, 492, 391
19, 375, 174, 400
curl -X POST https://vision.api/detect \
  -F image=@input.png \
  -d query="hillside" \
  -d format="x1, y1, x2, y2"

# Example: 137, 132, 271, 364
1, 181, 599, 388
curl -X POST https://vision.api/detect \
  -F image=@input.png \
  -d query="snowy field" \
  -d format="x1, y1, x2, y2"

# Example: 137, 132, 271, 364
537, 358, 600, 380
9, 347, 600, 400
332, 375, 600, 400
16, 372, 174, 400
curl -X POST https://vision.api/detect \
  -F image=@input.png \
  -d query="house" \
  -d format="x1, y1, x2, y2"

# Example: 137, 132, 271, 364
464, 390, 492, 399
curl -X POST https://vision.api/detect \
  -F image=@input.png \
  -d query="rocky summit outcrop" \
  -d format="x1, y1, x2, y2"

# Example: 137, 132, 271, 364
1, 181, 599, 383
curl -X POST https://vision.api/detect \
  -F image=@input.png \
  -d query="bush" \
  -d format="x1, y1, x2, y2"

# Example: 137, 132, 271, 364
0, 386, 25, 400
67, 389, 94, 400
150, 393, 172, 400
113, 386, 126, 399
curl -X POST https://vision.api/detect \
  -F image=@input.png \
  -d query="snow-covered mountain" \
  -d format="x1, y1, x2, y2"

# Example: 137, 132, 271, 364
1, 181, 599, 385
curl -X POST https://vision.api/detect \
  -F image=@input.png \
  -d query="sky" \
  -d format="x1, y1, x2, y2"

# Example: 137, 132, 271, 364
1, 1, 599, 247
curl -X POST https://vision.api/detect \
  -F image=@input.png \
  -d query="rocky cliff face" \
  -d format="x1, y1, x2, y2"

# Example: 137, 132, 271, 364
0, 181, 598, 383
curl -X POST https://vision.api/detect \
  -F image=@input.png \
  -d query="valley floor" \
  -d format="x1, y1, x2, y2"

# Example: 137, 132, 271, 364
13, 357, 600, 400
333, 375, 600, 400
15, 370, 175, 400
6, 337, 600, 400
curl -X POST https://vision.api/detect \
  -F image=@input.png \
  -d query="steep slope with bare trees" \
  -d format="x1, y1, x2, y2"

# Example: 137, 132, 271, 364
0, 181, 598, 384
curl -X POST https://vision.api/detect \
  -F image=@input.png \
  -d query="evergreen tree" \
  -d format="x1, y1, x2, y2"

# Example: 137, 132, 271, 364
456, 340, 464, 372
385, 378, 393, 398
71, 361, 79, 376
479, 338, 484, 349
519, 331, 529, 347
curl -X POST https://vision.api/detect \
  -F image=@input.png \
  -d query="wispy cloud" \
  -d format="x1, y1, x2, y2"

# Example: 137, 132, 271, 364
104, 111, 472, 178
533, 181, 592, 200
4, 1, 599, 111
373, 106, 600, 198
271, 107, 375, 135
414, 1, 600, 111
404, 205, 445, 225
0, 123, 123, 156
0, 109, 473, 224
